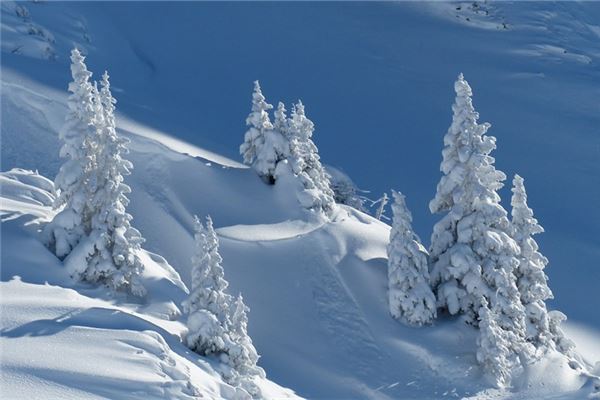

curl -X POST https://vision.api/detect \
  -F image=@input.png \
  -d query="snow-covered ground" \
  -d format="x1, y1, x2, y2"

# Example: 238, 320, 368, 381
1, 1, 599, 399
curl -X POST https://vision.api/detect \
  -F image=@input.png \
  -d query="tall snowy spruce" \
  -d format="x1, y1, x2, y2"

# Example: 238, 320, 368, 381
44, 50, 144, 295
240, 81, 289, 184
387, 190, 436, 326
43, 48, 97, 258
284, 100, 335, 214
429, 74, 531, 384
510, 174, 574, 357
72, 71, 146, 296
183, 216, 264, 397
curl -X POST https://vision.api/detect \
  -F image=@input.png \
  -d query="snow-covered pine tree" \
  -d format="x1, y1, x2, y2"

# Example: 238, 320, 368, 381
43, 48, 97, 258
226, 294, 266, 397
428, 74, 528, 344
229, 294, 261, 375
240, 81, 284, 184
511, 174, 575, 359
68, 71, 146, 295
510, 174, 553, 351
183, 215, 231, 356
476, 298, 518, 388
273, 101, 290, 139
183, 215, 232, 338
183, 216, 265, 397
387, 190, 436, 326
286, 100, 335, 214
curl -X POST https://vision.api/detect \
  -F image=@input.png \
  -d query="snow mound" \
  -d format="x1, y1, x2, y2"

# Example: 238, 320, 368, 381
216, 220, 321, 242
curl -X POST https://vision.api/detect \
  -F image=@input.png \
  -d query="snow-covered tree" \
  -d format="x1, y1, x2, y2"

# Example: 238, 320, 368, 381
476, 298, 519, 388
183, 216, 264, 394
374, 192, 389, 221
226, 294, 266, 397
44, 50, 145, 295
240, 81, 288, 184
229, 294, 262, 376
548, 310, 576, 357
429, 73, 533, 384
511, 176, 576, 358
510, 174, 554, 351
387, 190, 436, 326
429, 74, 524, 327
273, 101, 290, 139
68, 71, 145, 295
285, 100, 335, 214
43, 48, 97, 258
183, 215, 232, 337
240, 81, 272, 165
183, 215, 231, 356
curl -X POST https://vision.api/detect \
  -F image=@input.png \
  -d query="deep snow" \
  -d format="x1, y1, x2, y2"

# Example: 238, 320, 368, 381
1, 1, 600, 399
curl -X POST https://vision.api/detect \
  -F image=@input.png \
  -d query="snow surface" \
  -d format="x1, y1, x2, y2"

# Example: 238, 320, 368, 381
2, 1, 600, 399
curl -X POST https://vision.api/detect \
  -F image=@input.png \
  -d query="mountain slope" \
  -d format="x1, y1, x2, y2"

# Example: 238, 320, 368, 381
1, 1, 600, 399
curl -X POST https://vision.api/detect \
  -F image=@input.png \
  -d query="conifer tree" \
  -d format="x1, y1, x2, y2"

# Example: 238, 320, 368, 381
387, 190, 436, 326
44, 48, 97, 258
429, 74, 525, 335
71, 71, 146, 295
511, 175, 575, 358
227, 294, 266, 398
183, 216, 265, 397
183, 216, 232, 330
286, 100, 335, 213
240, 81, 282, 184
273, 101, 289, 139
476, 298, 518, 388
510, 174, 553, 350
229, 294, 262, 376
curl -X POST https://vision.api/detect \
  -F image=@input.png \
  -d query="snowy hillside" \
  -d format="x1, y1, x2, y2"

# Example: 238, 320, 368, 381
2, 1, 600, 400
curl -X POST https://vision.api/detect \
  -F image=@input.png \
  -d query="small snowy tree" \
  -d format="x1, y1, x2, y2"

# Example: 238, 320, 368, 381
240, 81, 272, 165
240, 81, 286, 184
476, 298, 519, 388
285, 100, 335, 214
68, 71, 146, 295
183, 216, 265, 396
510, 174, 554, 352
43, 48, 97, 258
548, 310, 576, 358
183, 216, 232, 335
511, 175, 577, 361
183, 215, 231, 356
374, 192, 389, 221
229, 294, 262, 376
226, 294, 266, 397
387, 190, 436, 326
273, 101, 290, 139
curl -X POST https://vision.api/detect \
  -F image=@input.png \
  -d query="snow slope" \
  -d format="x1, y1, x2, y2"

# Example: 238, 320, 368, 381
2, 1, 600, 399
2, 1, 599, 327
1, 169, 298, 400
